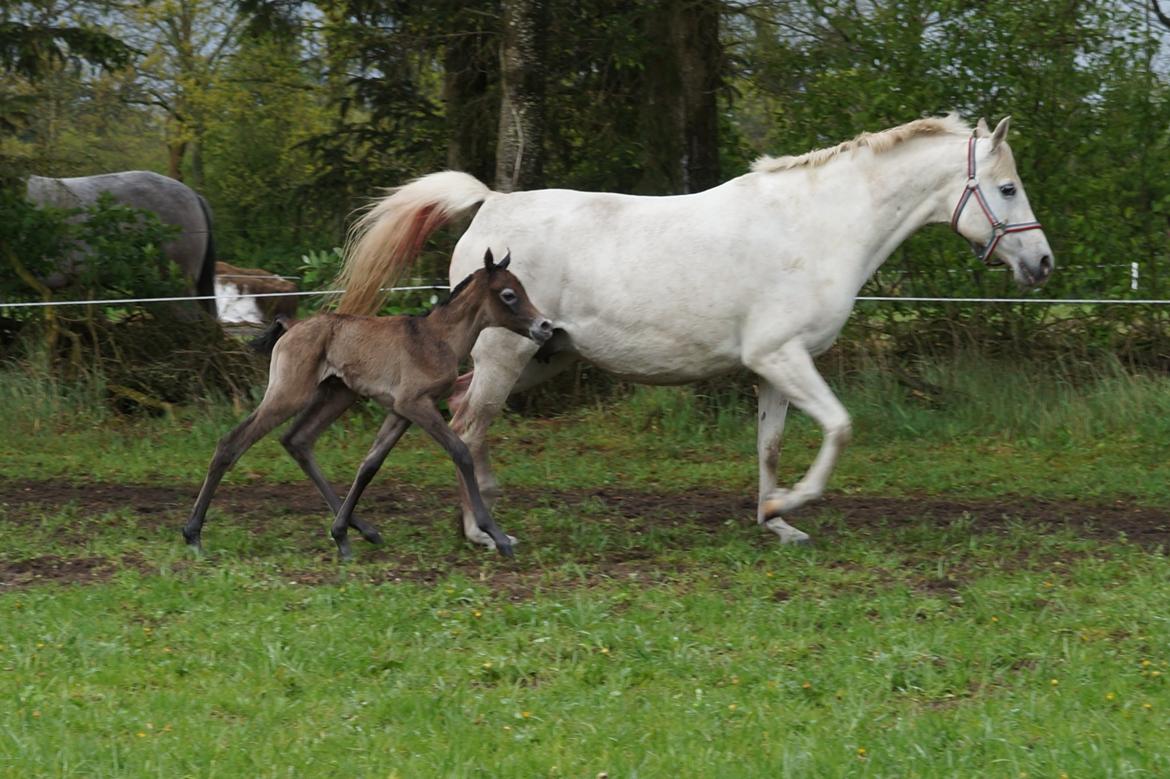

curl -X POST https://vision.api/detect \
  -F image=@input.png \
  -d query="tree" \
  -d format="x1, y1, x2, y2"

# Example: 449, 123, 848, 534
637, 0, 723, 194
0, 3, 137, 175
118, 0, 246, 184
495, 0, 548, 192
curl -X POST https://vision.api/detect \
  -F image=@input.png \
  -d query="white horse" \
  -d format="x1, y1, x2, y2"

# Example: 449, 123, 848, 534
334, 115, 1053, 548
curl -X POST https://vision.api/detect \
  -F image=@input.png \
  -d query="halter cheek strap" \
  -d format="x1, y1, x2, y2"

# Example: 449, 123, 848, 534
950, 134, 1044, 266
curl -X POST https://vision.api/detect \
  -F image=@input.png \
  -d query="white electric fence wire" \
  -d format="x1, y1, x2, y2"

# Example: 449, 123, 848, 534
2, 289, 1169, 310
0, 285, 450, 310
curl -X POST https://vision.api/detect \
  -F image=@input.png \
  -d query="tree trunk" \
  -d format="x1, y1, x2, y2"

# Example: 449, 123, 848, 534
444, 27, 496, 184
638, 0, 722, 194
167, 138, 188, 181
495, 0, 547, 192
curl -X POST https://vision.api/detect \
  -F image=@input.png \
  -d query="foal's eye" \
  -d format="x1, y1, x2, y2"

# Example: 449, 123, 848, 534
499, 288, 518, 305
999, 183, 1017, 197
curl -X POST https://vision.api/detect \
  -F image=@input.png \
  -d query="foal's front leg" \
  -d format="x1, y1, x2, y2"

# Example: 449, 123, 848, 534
400, 396, 515, 558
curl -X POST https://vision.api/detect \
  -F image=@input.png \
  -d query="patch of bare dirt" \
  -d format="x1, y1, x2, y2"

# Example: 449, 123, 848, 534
1, 480, 1167, 591
0, 552, 150, 589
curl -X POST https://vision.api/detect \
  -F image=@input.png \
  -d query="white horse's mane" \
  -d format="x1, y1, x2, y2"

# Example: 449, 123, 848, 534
751, 114, 972, 173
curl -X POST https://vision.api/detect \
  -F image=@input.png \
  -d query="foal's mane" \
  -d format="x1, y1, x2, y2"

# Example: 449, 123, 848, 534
418, 268, 477, 317
751, 114, 971, 174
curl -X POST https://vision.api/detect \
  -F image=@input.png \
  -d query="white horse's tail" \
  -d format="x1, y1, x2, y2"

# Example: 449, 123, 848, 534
335, 171, 494, 315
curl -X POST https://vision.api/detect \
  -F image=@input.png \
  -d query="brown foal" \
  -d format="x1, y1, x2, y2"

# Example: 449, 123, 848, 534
183, 249, 553, 559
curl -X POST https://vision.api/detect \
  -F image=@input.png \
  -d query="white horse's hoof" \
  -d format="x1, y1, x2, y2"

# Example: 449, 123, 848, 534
764, 517, 811, 546
762, 486, 820, 518
467, 529, 519, 551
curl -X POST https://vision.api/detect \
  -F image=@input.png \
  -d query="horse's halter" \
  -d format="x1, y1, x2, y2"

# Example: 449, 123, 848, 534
949, 133, 1044, 266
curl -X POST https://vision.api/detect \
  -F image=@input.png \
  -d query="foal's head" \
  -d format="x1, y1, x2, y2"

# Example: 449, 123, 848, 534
459, 249, 554, 343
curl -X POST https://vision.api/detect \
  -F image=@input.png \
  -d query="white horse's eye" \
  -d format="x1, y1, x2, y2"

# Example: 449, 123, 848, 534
500, 288, 517, 305
999, 183, 1017, 197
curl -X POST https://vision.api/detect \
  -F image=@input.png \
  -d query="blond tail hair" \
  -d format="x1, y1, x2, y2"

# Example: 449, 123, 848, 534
335, 171, 493, 315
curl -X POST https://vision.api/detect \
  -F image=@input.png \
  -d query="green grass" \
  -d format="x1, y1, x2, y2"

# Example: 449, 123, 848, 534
1, 358, 1169, 776
3, 511, 1169, 777
7, 355, 1166, 504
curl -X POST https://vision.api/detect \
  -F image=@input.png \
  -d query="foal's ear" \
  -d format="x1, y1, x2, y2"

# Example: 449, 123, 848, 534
497, 250, 511, 271
990, 116, 1011, 151
483, 248, 495, 271
975, 117, 991, 138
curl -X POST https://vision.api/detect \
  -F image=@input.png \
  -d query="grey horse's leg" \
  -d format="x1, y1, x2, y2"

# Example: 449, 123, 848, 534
330, 412, 412, 562
754, 380, 809, 545
279, 381, 384, 544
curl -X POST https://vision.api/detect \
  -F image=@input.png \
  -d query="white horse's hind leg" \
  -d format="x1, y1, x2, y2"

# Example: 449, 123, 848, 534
747, 341, 852, 532
450, 330, 574, 549
754, 381, 809, 544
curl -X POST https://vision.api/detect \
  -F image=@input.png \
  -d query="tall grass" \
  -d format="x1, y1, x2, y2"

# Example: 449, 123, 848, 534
609, 355, 1170, 450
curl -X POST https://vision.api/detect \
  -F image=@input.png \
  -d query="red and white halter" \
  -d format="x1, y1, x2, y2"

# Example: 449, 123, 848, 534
950, 133, 1044, 266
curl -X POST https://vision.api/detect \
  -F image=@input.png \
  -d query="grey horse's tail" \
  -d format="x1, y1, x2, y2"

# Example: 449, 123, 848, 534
249, 314, 292, 355
195, 194, 217, 314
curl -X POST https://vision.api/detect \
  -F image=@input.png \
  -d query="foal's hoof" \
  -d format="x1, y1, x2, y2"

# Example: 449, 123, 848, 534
495, 539, 515, 559
361, 528, 384, 545
182, 530, 204, 554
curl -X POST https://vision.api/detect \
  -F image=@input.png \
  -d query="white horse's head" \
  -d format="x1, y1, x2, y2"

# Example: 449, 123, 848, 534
950, 117, 1053, 287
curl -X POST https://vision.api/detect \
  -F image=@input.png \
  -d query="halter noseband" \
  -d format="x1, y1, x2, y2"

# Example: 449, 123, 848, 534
949, 133, 1044, 266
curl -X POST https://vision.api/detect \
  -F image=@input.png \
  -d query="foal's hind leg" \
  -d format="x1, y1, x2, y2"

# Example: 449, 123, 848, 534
184, 348, 318, 551
184, 402, 304, 551
280, 381, 384, 544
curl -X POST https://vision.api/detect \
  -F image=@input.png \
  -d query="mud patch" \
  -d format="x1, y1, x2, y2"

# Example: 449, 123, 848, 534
0, 553, 150, 589
1, 479, 1167, 591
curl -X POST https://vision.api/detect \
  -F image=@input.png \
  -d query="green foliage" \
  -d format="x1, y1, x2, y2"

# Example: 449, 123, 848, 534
1, 191, 261, 409
201, 36, 337, 268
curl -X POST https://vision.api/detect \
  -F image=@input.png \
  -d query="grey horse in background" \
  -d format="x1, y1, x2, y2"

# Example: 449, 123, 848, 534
25, 171, 217, 312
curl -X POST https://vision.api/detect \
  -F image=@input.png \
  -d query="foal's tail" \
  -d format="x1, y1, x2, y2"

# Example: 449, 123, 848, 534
335, 171, 494, 316
249, 314, 292, 355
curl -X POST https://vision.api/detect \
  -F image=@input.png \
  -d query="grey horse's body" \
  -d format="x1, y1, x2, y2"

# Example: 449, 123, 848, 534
25, 171, 217, 309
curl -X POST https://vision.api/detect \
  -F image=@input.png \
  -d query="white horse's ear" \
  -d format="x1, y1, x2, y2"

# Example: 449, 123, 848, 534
990, 116, 1011, 151
483, 248, 495, 270
975, 118, 991, 137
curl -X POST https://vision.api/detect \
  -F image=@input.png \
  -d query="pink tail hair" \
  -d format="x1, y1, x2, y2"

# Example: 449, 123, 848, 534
334, 171, 493, 315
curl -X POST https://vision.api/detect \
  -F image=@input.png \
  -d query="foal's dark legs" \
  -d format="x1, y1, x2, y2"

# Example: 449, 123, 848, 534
400, 397, 515, 557
183, 404, 300, 551
330, 412, 412, 561
280, 382, 384, 544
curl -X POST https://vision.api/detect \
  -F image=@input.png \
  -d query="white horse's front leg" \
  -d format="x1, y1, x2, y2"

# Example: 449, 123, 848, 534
754, 381, 809, 544
747, 341, 852, 530
450, 333, 535, 549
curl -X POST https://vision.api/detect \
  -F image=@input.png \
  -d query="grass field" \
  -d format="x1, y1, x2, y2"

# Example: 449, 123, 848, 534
2, 360, 1169, 777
